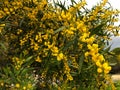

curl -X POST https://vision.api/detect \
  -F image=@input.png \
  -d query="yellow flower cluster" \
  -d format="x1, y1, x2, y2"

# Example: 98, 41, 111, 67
45, 42, 64, 61
0, 0, 22, 18
15, 83, 20, 88
75, 1, 112, 75
0, 82, 4, 87
60, 11, 72, 21
63, 59, 73, 81
35, 56, 42, 62
85, 43, 111, 74
0, 24, 5, 33
68, 0, 86, 13
12, 57, 25, 70
20, 31, 34, 46
17, 29, 22, 35
78, 0, 117, 76
15, 83, 32, 90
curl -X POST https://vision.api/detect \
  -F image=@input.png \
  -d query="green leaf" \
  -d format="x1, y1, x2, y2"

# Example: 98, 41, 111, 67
23, 56, 34, 67
70, 0, 77, 4
54, 26, 66, 34
90, 24, 105, 36
8, 68, 15, 79
78, 54, 84, 74
71, 72, 78, 76
103, 45, 112, 53
20, 67, 33, 76
55, 1, 67, 10
25, 56, 33, 62
2, 67, 9, 76
73, 34, 78, 51
63, 40, 73, 51
111, 47, 120, 54
86, 64, 94, 70
0, 42, 7, 51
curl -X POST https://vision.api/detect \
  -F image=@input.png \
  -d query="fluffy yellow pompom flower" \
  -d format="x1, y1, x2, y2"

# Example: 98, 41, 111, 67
15, 83, 20, 88
57, 53, 64, 61
97, 68, 103, 73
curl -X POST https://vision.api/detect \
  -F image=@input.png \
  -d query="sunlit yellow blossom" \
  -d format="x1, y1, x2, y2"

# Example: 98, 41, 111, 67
0, 11, 4, 18
106, 66, 111, 71
0, 82, 4, 86
61, 11, 66, 19
4, 1, 9, 5
27, 83, 32, 89
15, 83, 20, 88
68, 7, 75, 13
86, 36, 95, 44
104, 67, 111, 74
67, 74, 73, 81
80, 36, 86, 42
97, 68, 102, 73
51, 46, 59, 54
66, 12, 72, 21
65, 29, 74, 35
76, 21, 84, 29
23, 86, 26, 90
9, 8, 14, 12
98, 55, 105, 62
96, 61, 102, 67
0, 24, 5, 27
44, 41, 50, 46
102, 62, 111, 74
42, 0, 47, 6
78, 43, 83, 49
17, 29, 22, 34
102, 62, 108, 69
36, 56, 42, 62
72, 58, 79, 68
57, 53, 64, 61
85, 52, 89, 57
80, 32, 90, 42
92, 44, 98, 49
0, 24, 5, 33
34, 43, 39, 51
89, 16, 95, 21
3, 7, 9, 12
90, 49, 98, 55
20, 40, 25, 46
42, 34, 48, 40
92, 55, 98, 62
83, 33, 89, 38
35, 35, 39, 40
101, 0, 108, 6
87, 44, 92, 49
70, 27, 75, 31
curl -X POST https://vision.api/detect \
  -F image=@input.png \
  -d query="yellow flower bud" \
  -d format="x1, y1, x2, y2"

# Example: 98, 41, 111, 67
15, 83, 20, 88
102, 62, 108, 69
96, 61, 102, 67
57, 53, 64, 61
